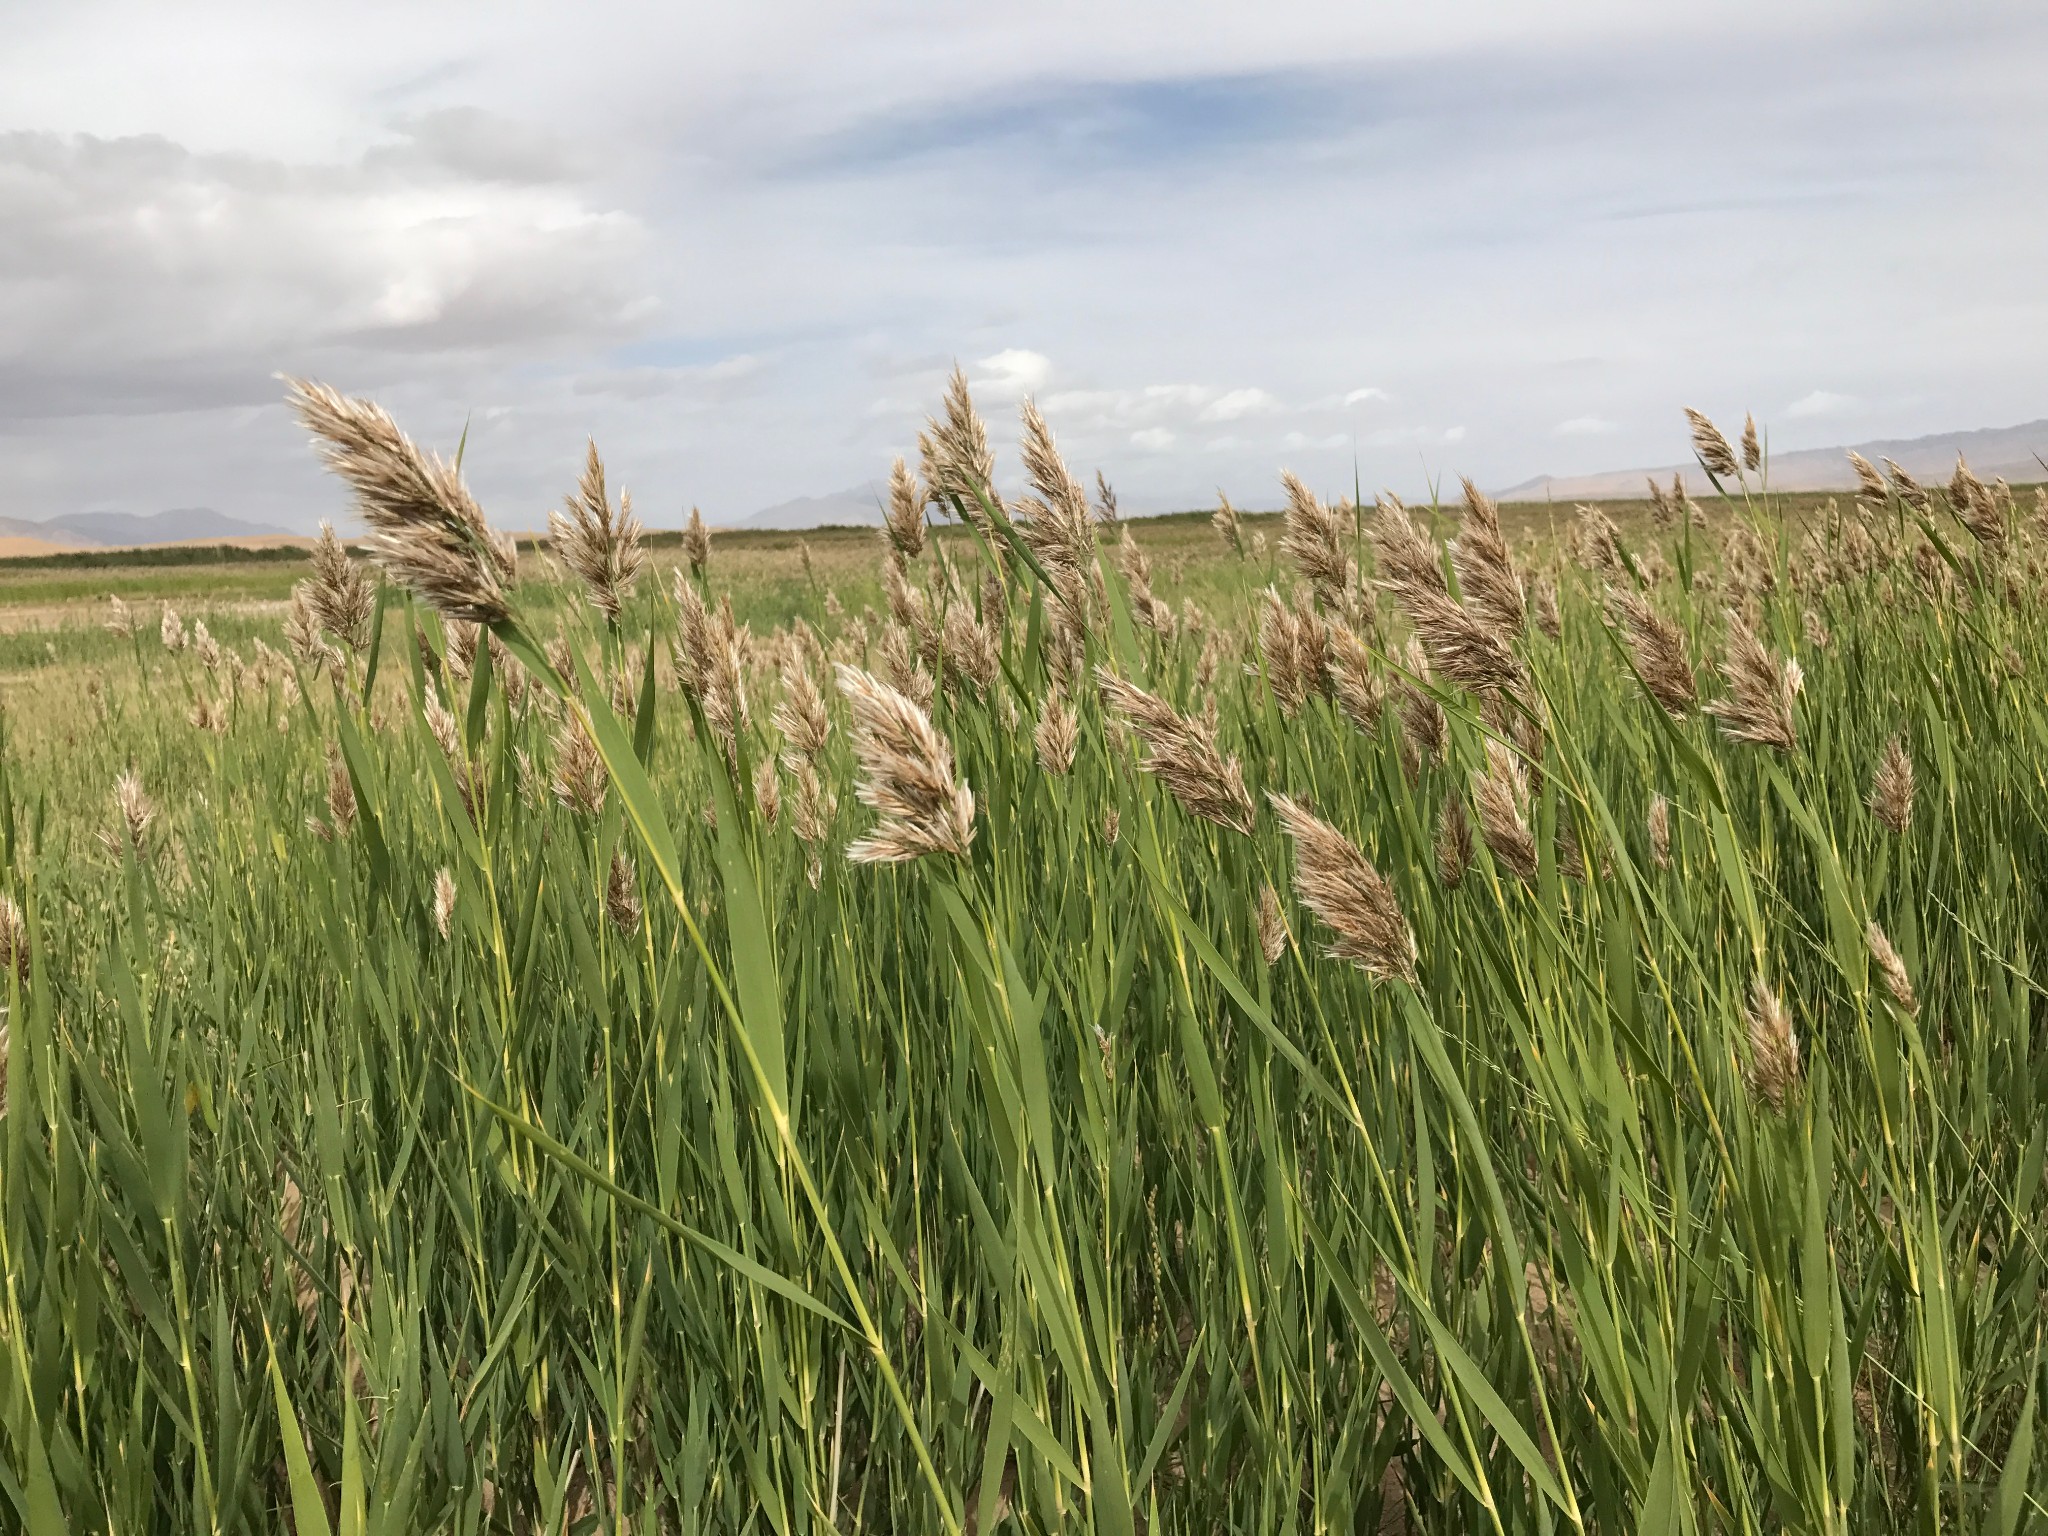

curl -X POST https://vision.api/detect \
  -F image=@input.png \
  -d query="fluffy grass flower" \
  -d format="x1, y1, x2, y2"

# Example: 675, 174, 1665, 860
1268, 793, 1417, 983
835, 664, 976, 863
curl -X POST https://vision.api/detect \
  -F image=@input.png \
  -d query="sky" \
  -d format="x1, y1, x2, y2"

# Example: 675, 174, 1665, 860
1, 0, 2043, 531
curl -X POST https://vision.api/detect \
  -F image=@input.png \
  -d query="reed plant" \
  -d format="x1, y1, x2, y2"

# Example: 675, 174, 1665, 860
0, 380, 2043, 1534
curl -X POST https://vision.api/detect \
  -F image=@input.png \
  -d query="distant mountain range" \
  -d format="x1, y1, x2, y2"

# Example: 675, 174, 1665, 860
1501, 420, 2048, 502
736, 486, 886, 531
0, 507, 294, 550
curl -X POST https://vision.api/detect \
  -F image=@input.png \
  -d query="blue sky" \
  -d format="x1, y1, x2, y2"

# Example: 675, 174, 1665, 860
0, 0, 2042, 528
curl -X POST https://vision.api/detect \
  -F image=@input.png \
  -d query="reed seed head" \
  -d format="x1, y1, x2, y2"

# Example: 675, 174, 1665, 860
1870, 731, 1914, 833
432, 868, 456, 940
1866, 921, 1917, 1016
1257, 883, 1288, 964
1684, 407, 1740, 481
1436, 790, 1474, 889
834, 664, 976, 863
1648, 792, 1671, 870
1706, 610, 1798, 751
1452, 478, 1526, 637
309, 522, 378, 649
683, 506, 711, 575
1740, 413, 1762, 473
1035, 694, 1080, 775
549, 441, 648, 625
551, 715, 609, 817
1268, 792, 1417, 983
286, 379, 516, 625
161, 606, 187, 652
1096, 668, 1255, 834
1473, 739, 1539, 881
605, 852, 641, 934
1213, 493, 1244, 556
1280, 471, 1351, 612
1745, 976, 1801, 1112
1847, 451, 1889, 501
884, 456, 929, 560
1608, 589, 1697, 717
0, 894, 28, 984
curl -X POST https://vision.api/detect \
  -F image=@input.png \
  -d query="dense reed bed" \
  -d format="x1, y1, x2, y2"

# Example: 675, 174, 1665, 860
0, 380, 2044, 1534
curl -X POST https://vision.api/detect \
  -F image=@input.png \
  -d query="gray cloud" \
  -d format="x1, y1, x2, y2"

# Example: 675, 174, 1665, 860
0, 2, 2043, 528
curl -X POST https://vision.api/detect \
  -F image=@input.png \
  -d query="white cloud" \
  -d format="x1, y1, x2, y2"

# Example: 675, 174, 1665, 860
1554, 415, 1618, 436
1198, 387, 1281, 422
1282, 430, 1350, 451
1344, 387, 1390, 406
972, 348, 1053, 401
1130, 427, 1175, 451
1785, 389, 1858, 419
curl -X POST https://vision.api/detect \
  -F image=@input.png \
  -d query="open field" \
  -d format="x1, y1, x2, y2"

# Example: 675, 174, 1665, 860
1, 396, 2046, 1534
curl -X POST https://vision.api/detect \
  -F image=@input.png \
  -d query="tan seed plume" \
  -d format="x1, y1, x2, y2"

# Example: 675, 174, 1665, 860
1684, 408, 1740, 481
1847, 451, 1889, 501
1745, 976, 1801, 1112
1740, 413, 1762, 473
1648, 792, 1672, 870
551, 715, 609, 816
1451, 478, 1525, 637
1096, 668, 1255, 834
1035, 694, 1080, 775
432, 869, 457, 940
1212, 493, 1244, 556
1436, 790, 1474, 889
0, 893, 27, 984
550, 440, 648, 625
286, 379, 516, 625
308, 523, 377, 650
605, 852, 641, 934
1326, 621, 1386, 735
1870, 732, 1914, 833
1608, 589, 1697, 716
835, 664, 976, 863
1473, 739, 1540, 881
1279, 472, 1352, 612
683, 505, 711, 575
1257, 883, 1289, 964
1268, 793, 1417, 984
1706, 610, 1798, 751
1866, 922, 1918, 1016
883, 456, 929, 560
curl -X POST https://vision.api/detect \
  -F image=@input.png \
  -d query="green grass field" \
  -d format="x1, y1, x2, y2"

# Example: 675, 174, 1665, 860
0, 392, 2044, 1535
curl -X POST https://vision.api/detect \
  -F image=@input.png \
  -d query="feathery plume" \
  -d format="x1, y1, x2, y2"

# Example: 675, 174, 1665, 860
683, 506, 711, 576
286, 379, 516, 624
106, 595, 137, 638
1882, 459, 1929, 510
1847, 451, 1889, 501
1035, 694, 1079, 775
1740, 413, 1762, 473
1096, 669, 1254, 834
1094, 471, 1120, 524
1647, 792, 1672, 870
1016, 398, 1095, 577
308, 523, 378, 649
773, 664, 831, 768
923, 366, 998, 522
1369, 493, 1448, 602
1745, 976, 1801, 1112
549, 441, 648, 624
0, 894, 26, 984
1531, 574, 1562, 640
1257, 883, 1288, 964
1279, 472, 1352, 612
1472, 739, 1539, 881
1870, 732, 1914, 833
605, 852, 641, 934
1948, 456, 2005, 549
1706, 611, 1798, 751
1396, 639, 1446, 767
883, 456, 929, 560
753, 758, 781, 830
835, 664, 976, 863
551, 715, 609, 816
1684, 408, 1740, 480
1212, 493, 1244, 556
1572, 505, 1624, 578
1326, 621, 1386, 734
161, 606, 187, 652
432, 869, 457, 940
325, 744, 358, 838
1268, 793, 1417, 983
1436, 790, 1474, 889
1866, 922, 1917, 1016
1452, 478, 1525, 636
672, 578, 748, 766
1608, 589, 1697, 716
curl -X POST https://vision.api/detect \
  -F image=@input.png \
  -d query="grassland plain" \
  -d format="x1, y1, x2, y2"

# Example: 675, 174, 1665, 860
0, 378, 2043, 1536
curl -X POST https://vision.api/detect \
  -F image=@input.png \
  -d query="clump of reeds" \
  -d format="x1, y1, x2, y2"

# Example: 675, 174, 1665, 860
835, 664, 976, 863
286, 379, 517, 624
1268, 793, 1416, 982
